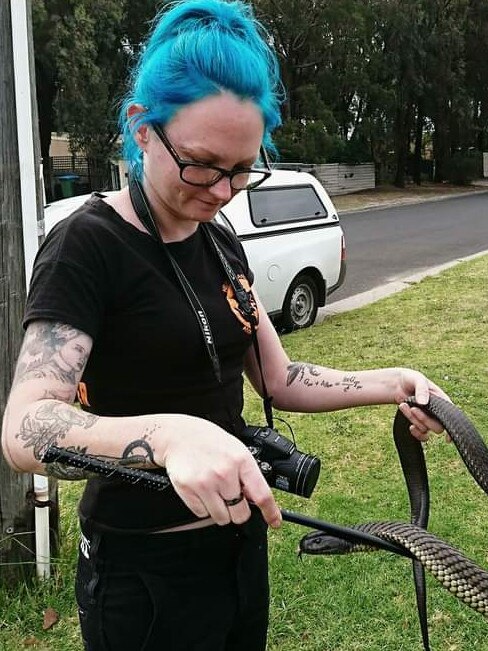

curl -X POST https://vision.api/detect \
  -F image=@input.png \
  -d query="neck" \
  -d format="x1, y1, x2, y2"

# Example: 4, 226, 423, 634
140, 178, 198, 244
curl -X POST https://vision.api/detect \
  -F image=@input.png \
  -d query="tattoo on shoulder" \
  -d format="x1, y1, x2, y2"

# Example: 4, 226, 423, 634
13, 322, 91, 394
16, 401, 99, 460
287, 363, 363, 392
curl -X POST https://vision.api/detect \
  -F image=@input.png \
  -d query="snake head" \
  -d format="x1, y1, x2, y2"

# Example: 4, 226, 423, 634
299, 530, 353, 556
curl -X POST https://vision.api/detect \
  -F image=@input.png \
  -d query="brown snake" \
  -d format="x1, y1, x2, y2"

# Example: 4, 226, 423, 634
299, 395, 488, 649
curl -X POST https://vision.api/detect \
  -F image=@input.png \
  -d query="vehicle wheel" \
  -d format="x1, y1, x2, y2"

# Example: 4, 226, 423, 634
281, 274, 319, 332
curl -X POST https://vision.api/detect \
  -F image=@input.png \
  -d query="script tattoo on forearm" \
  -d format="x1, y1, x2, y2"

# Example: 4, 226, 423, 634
287, 363, 363, 392
13, 321, 91, 399
16, 401, 99, 460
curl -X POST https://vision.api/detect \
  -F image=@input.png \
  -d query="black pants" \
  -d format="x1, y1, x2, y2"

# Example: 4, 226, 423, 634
75, 512, 269, 651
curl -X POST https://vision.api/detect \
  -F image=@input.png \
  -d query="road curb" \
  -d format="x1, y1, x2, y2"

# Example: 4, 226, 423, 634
317, 249, 488, 321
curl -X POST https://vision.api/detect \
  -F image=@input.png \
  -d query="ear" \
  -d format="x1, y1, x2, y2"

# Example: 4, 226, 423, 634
127, 104, 149, 149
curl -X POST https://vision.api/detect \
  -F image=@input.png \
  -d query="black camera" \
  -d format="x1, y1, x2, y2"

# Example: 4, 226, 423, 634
240, 425, 321, 498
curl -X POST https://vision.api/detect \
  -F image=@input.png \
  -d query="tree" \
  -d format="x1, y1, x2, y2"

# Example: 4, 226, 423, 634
465, 0, 488, 152
33, 0, 160, 191
422, 0, 469, 181
254, 0, 374, 162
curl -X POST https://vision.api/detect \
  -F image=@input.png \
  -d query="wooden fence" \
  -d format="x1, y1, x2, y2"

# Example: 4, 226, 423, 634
313, 163, 376, 195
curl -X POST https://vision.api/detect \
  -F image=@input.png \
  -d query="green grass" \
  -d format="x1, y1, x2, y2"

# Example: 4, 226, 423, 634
2, 254, 488, 650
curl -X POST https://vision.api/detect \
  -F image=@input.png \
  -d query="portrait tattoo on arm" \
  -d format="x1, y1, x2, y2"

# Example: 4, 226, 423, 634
13, 321, 91, 401
287, 363, 363, 392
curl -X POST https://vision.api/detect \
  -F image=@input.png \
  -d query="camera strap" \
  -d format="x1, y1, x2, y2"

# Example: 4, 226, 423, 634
128, 173, 222, 382
202, 226, 274, 429
128, 173, 274, 428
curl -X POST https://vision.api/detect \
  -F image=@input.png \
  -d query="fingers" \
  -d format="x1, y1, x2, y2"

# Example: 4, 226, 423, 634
161, 418, 283, 529
169, 455, 281, 529
239, 457, 282, 528
171, 479, 250, 526
399, 403, 446, 442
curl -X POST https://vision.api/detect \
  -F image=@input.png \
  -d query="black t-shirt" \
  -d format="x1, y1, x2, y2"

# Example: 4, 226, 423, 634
25, 194, 258, 531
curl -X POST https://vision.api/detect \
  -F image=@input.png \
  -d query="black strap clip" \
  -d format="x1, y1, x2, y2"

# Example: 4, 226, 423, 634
26, 490, 56, 509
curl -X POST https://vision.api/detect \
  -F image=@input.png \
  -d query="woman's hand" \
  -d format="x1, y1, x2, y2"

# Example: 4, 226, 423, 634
157, 416, 282, 528
393, 368, 451, 441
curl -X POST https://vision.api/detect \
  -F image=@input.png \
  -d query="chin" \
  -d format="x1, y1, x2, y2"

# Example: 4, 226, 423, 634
189, 203, 221, 220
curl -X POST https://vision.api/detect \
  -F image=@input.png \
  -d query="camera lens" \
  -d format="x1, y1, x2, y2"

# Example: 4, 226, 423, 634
272, 452, 321, 498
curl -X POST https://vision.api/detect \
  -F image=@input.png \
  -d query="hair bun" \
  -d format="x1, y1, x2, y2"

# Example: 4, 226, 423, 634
165, 0, 251, 36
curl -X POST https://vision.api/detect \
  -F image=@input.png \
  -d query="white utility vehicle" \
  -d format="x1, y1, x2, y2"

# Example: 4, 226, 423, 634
43, 169, 346, 331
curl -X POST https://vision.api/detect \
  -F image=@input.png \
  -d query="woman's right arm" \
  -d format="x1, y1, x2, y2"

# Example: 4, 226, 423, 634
1, 321, 281, 528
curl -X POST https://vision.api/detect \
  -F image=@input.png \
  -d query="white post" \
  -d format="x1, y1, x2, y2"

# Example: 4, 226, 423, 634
10, 0, 50, 579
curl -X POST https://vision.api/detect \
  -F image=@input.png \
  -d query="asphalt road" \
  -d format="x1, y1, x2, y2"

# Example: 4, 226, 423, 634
329, 191, 488, 303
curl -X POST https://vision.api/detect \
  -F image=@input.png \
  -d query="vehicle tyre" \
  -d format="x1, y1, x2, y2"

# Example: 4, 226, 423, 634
280, 274, 319, 332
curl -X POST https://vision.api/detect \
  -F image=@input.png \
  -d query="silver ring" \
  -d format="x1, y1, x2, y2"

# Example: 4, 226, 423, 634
223, 492, 244, 507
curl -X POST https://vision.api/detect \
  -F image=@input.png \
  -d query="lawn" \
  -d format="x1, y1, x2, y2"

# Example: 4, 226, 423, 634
1, 254, 487, 651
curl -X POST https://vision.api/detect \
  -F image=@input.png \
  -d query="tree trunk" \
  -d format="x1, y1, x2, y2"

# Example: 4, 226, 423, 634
394, 102, 411, 188
413, 103, 424, 185
433, 97, 451, 182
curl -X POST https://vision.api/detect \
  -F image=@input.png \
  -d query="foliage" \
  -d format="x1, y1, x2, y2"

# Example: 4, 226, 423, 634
253, 0, 488, 183
32, 0, 488, 186
444, 150, 483, 185
32, 0, 160, 165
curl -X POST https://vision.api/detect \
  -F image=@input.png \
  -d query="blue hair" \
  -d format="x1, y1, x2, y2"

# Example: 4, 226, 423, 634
119, 0, 284, 177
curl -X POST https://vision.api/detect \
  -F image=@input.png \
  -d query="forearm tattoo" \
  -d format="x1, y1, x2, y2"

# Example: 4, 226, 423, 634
120, 438, 156, 467
44, 437, 158, 481
287, 363, 363, 392
16, 401, 99, 461
12, 322, 161, 479
45, 445, 94, 480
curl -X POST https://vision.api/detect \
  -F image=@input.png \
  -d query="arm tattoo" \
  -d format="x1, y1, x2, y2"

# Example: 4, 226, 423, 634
120, 438, 156, 468
287, 363, 363, 392
45, 445, 95, 480
44, 438, 157, 481
13, 322, 91, 398
16, 401, 99, 460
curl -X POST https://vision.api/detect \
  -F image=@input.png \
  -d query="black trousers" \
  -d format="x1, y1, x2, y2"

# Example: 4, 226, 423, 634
75, 511, 269, 651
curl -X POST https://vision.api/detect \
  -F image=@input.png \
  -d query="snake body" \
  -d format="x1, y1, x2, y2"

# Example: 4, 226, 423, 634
299, 395, 488, 647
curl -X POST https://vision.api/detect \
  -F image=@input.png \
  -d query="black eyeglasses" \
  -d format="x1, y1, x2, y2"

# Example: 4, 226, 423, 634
152, 123, 272, 191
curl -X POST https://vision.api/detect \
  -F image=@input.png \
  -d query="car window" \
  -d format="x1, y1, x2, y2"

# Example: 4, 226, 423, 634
248, 185, 328, 227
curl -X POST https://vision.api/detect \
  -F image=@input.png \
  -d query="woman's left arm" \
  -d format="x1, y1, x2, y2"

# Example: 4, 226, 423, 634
244, 293, 449, 441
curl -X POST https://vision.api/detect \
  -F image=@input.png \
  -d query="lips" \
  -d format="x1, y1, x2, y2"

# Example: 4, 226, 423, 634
199, 200, 222, 210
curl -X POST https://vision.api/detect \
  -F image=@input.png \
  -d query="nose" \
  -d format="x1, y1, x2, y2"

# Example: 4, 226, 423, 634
208, 175, 233, 202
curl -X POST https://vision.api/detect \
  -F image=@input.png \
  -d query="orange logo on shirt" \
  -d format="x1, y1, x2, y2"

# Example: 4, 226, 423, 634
222, 275, 259, 335
77, 382, 91, 407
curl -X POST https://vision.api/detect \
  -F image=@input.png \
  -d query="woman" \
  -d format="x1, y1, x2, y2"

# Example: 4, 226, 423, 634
1, 1, 448, 649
